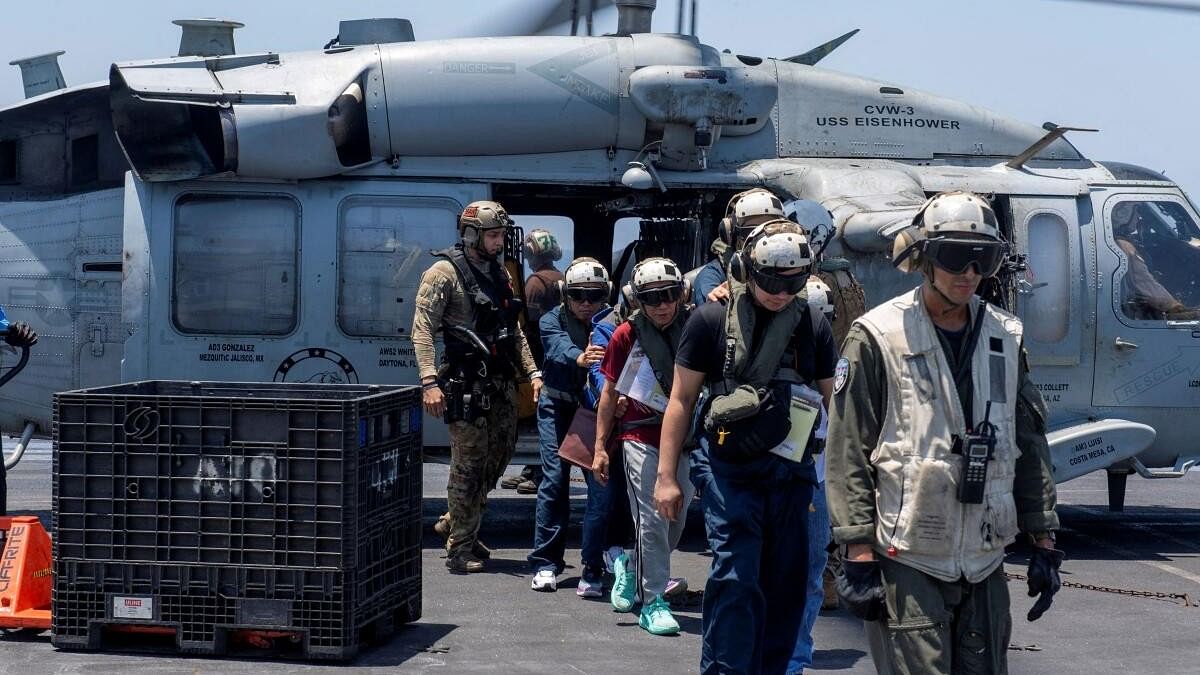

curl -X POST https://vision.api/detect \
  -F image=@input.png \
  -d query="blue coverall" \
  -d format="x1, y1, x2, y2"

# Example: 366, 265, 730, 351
527, 305, 619, 578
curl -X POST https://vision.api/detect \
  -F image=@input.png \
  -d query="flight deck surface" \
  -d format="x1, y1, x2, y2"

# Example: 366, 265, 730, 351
2, 440, 1197, 674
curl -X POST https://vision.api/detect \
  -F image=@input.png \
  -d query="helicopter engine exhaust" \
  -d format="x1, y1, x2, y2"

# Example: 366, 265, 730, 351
616, 0, 657, 35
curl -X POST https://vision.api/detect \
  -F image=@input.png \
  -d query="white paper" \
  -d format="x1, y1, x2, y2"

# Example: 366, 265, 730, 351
615, 341, 669, 413
769, 384, 827, 464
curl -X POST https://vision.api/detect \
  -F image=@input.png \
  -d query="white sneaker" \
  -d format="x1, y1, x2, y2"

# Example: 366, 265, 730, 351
603, 546, 626, 574
531, 569, 557, 592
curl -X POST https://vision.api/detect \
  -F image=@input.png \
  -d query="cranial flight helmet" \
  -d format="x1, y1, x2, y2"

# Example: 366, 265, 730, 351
891, 191, 1007, 278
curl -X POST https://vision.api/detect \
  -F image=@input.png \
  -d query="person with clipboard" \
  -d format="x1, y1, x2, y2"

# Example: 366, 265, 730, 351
653, 220, 838, 674
592, 257, 692, 636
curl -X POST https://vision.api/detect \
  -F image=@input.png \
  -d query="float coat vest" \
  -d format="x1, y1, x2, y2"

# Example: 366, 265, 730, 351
629, 306, 690, 397
711, 280, 810, 395
622, 306, 690, 428
431, 244, 523, 379
855, 288, 1023, 583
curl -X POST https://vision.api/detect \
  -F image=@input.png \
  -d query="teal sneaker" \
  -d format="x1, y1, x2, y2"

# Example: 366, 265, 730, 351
638, 595, 680, 636
610, 552, 636, 613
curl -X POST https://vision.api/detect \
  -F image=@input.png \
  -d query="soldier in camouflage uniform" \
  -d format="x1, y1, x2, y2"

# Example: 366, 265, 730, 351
412, 200, 543, 574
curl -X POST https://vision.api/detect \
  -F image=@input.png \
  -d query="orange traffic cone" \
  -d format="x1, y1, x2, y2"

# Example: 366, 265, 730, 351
0, 516, 52, 630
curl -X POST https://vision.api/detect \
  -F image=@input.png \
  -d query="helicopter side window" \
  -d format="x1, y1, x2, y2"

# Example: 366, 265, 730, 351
1110, 199, 1200, 321
337, 196, 460, 337
172, 194, 299, 335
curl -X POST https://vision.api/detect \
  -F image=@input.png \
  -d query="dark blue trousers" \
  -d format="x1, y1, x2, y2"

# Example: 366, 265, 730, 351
527, 396, 617, 575
698, 452, 814, 675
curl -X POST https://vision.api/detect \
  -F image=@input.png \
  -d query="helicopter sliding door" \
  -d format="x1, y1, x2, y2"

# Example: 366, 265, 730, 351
1010, 196, 1093, 418
1091, 189, 1200, 409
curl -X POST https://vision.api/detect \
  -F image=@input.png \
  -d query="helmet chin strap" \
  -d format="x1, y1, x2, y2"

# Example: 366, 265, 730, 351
925, 271, 969, 312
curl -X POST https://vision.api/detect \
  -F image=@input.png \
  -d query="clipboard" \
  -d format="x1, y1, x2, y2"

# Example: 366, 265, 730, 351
768, 385, 824, 463
557, 407, 616, 471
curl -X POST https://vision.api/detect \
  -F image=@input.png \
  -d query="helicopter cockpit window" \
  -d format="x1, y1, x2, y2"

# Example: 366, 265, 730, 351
173, 194, 299, 335
337, 196, 459, 337
1110, 199, 1200, 321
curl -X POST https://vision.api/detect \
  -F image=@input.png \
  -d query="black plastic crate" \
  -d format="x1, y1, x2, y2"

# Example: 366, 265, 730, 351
52, 381, 422, 569
52, 554, 421, 660
51, 381, 424, 659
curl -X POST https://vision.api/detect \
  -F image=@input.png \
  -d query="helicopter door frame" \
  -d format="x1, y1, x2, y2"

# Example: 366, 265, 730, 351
1091, 188, 1200, 409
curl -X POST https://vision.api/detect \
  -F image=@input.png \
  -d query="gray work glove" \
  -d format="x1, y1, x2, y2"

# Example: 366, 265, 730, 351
1026, 546, 1065, 621
835, 559, 886, 622
3, 322, 37, 348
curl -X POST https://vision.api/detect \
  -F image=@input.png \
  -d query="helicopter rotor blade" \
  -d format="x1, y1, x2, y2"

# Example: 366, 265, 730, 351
784, 28, 860, 66
1047, 0, 1200, 12
469, 0, 618, 37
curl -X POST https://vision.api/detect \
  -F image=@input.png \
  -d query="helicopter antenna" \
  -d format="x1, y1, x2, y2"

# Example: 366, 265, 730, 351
1005, 122, 1098, 170
690, 0, 697, 35
785, 29, 860, 66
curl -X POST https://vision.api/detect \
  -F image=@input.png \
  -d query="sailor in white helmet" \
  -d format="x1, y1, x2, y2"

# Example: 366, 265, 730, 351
827, 191, 1061, 675
592, 257, 693, 635
689, 188, 787, 305
656, 220, 839, 674
528, 257, 626, 598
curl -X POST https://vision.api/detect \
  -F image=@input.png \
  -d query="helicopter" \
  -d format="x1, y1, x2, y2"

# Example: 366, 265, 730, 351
0, 0, 1196, 514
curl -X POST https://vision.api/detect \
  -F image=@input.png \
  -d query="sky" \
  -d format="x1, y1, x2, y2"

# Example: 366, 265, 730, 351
2, 0, 1197, 266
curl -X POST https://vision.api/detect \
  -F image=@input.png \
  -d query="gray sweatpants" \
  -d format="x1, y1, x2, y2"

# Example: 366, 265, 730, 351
623, 439, 695, 603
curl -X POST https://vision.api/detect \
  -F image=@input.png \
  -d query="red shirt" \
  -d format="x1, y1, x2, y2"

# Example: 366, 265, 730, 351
599, 321, 663, 447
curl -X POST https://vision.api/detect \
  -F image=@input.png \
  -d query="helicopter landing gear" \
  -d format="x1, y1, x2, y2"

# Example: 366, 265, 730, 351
1106, 469, 1130, 512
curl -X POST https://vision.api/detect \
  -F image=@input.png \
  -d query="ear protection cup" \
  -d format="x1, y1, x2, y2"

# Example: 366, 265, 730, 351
728, 250, 749, 283
718, 217, 735, 247
891, 227, 924, 273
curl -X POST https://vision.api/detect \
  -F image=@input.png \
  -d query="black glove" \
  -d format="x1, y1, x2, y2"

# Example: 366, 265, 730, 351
835, 559, 887, 622
3, 322, 37, 348
1026, 546, 1065, 621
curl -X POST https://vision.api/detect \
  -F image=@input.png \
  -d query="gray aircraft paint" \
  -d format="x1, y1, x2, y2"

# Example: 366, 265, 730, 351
0, 20, 1196, 489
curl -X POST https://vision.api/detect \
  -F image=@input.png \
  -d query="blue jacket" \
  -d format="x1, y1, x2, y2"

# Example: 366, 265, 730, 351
692, 258, 727, 305
539, 304, 597, 404
582, 306, 622, 410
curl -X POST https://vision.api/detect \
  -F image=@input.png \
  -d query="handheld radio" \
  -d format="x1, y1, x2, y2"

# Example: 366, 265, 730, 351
958, 401, 997, 504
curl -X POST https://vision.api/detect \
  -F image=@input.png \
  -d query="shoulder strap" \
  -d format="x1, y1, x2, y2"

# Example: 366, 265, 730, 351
432, 245, 492, 312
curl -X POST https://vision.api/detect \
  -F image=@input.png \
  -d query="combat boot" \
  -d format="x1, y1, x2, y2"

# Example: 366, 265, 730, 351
443, 539, 493, 560
433, 513, 451, 540
446, 551, 486, 574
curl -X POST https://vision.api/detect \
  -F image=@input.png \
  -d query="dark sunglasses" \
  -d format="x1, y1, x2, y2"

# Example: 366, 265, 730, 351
924, 238, 1007, 277
750, 268, 809, 296
635, 285, 683, 307
566, 287, 607, 303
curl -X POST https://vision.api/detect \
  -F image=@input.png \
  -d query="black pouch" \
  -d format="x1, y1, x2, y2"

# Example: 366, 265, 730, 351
705, 382, 793, 463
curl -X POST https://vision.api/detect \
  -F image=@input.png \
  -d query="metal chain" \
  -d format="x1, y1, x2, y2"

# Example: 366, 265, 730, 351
1005, 571, 1194, 607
